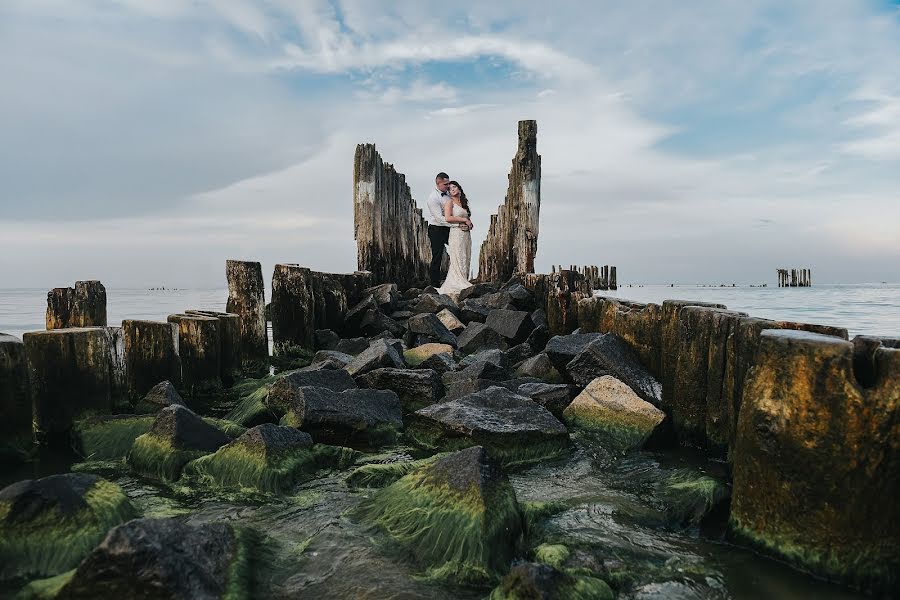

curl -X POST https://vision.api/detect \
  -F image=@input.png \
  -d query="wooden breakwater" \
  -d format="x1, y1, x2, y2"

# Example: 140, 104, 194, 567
478, 120, 542, 283
777, 267, 811, 287
555, 264, 617, 291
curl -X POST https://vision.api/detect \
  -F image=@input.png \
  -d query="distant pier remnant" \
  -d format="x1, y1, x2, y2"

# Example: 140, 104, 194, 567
777, 268, 811, 287
557, 265, 618, 290
226, 260, 268, 363
478, 120, 541, 283
353, 144, 430, 289
46, 281, 107, 329
524, 269, 592, 336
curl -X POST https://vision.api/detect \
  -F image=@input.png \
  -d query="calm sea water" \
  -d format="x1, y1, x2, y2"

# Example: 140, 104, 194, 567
1, 284, 897, 341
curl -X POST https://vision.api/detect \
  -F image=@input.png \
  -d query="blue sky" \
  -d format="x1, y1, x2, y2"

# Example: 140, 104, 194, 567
1, 0, 899, 286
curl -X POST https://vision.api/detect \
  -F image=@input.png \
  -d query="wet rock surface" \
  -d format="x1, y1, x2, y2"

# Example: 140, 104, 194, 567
356, 367, 444, 413
565, 334, 662, 405
267, 368, 357, 415
344, 339, 407, 377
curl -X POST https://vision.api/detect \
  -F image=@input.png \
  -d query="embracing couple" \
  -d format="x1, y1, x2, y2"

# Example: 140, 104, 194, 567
427, 172, 475, 300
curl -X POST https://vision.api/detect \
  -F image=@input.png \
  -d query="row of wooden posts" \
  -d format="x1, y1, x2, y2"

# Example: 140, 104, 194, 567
553, 264, 617, 291
777, 268, 812, 287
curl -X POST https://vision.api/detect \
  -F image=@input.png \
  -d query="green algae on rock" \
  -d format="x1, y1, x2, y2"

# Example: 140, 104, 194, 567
72, 414, 153, 460
126, 404, 231, 482
489, 562, 613, 600
533, 543, 571, 569
562, 376, 665, 452
183, 424, 356, 494
655, 469, 730, 527
354, 446, 524, 585
346, 453, 447, 489
407, 386, 569, 467
0, 473, 136, 581
55, 517, 254, 599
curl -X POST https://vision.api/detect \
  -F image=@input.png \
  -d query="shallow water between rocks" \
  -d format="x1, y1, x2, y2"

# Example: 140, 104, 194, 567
2, 428, 868, 600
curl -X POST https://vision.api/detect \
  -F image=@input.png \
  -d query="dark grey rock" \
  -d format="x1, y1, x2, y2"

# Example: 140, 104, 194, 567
344, 339, 407, 377
444, 360, 511, 386
515, 353, 563, 382
149, 405, 231, 453
360, 311, 405, 339
480, 290, 516, 310
526, 324, 550, 352
504, 283, 536, 311
459, 348, 510, 370
356, 368, 444, 413
409, 387, 569, 461
58, 517, 248, 599
417, 352, 458, 376
233, 423, 313, 455
315, 329, 340, 351
364, 283, 400, 312
283, 387, 403, 448
436, 308, 466, 335
412, 293, 458, 315
344, 295, 379, 335
458, 283, 498, 302
545, 333, 606, 374
459, 300, 492, 324
530, 308, 549, 330
308, 350, 353, 370
486, 309, 535, 345
403, 313, 457, 348
457, 322, 508, 355
565, 334, 662, 405
516, 382, 578, 418
506, 342, 536, 365
336, 337, 369, 355
402, 287, 422, 300
139, 380, 184, 411
267, 369, 357, 415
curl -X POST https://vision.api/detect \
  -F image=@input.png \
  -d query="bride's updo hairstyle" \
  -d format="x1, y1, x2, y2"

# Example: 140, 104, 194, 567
449, 180, 471, 217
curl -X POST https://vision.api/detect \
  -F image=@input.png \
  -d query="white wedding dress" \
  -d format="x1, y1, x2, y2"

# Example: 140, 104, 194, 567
437, 203, 473, 300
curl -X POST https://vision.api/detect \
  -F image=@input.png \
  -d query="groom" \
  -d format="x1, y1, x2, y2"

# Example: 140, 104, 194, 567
426, 172, 451, 287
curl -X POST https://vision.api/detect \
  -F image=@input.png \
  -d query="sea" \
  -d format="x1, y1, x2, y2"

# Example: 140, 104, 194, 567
1, 283, 898, 341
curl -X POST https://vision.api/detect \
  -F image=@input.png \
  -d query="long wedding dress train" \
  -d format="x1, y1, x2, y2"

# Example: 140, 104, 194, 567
437, 203, 472, 300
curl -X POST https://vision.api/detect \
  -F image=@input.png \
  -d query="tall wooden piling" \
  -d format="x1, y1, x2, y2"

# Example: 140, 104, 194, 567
353, 145, 431, 289
167, 313, 222, 395
0, 333, 31, 444
226, 260, 268, 363
271, 264, 316, 354
122, 319, 181, 401
185, 310, 242, 385
46, 281, 107, 329
478, 120, 542, 283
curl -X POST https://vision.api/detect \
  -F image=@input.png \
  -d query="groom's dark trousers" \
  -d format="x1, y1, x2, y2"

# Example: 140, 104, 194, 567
428, 224, 450, 287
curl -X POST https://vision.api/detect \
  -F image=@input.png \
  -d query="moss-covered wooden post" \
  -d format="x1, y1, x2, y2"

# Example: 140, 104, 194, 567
24, 327, 113, 442
46, 281, 107, 330
0, 333, 31, 447
122, 320, 181, 401
167, 314, 221, 396
185, 310, 241, 386
226, 259, 268, 365
271, 264, 315, 355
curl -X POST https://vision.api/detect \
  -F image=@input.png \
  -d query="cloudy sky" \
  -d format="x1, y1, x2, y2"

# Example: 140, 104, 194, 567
1, 0, 899, 288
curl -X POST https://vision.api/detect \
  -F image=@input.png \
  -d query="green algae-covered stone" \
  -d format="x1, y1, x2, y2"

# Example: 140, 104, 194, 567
655, 469, 730, 527
184, 424, 357, 494
355, 446, 524, 585
0, 473, 136, 581
346, 453, 448, 489
56, 517, 253, 599
72, 414, 154, 460
126, 405, 230, 482
563, 376, 665, 452
489, 562, 613, 600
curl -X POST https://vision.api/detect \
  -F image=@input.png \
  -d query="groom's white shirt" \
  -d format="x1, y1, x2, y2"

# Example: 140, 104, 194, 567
426, 188, 450, 227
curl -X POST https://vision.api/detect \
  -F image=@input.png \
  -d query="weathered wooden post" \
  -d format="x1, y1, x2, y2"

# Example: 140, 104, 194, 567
24, 327, 113, 442
610, 266, 617, 290
0, 333, 31, 447
167, 314, 222, 395
185, 310, 242, 385
310, 271, 350, 333
226, 260, 268, 364
46, 281, 107, 330
478, 120, 541, 282
271, 263, 315, 354
122, 320, 181, 402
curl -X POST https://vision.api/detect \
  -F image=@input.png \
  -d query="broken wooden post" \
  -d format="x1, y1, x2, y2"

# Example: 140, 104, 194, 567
0, 333, 31, 446
46, 281, 107, 330
122, 319, 181, 401
24, 327, 113, 442
353, 144, 431, 289
226, 260, 268, 364
167, 314, 222, 396
185, 310, 242, 386
478, 120, 541, 282
610, 266, 617, 290
271, 264, 315, 355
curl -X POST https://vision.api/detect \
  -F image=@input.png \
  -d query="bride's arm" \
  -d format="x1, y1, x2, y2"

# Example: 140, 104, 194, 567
444, 201, 470, 224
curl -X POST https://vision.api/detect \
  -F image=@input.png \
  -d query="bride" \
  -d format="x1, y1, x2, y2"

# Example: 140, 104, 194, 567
437, 180, 475, 299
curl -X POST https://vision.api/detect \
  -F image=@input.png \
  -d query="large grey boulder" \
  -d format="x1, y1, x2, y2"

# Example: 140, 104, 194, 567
457, 322, 508, 355
417, 351, 458, 376
267, 369, 357, 415
459, 300, 492, 324
336, 337, 369, 355
136, 380, 184, 413
281, 386, 403, 449
545, 333, 606, 373
459, 348, 510, 370
485, 309, 535, 346
356, 368, 444, 413
516, 382, 578, 419
565, 334, 662, 405
436, 308, 466, 335
306, 350, 354, 371
515, 353, 563, 382
314, 329, 340, 351
408, 386, 569, 465
404, 313, 457, 348
364, 283, 400, 313
344, 339, 407, 377
412, 293, 458, 315
457, 283, 498, 302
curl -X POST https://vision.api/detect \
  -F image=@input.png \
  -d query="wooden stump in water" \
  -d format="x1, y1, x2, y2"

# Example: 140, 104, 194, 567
185, 310, 242, 386
167, 314, 222, 396
46, 281, 107, 330
122, 319, 181, 401
226, 260, 268, 363
271, 264, 316, 355
24, 327, 113, 442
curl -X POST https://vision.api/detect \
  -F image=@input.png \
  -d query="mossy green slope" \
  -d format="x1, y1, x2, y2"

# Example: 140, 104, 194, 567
354, 446, 524, 585
0, 474, 136, 581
